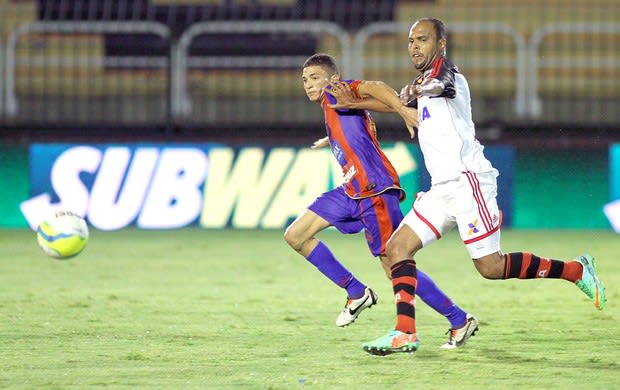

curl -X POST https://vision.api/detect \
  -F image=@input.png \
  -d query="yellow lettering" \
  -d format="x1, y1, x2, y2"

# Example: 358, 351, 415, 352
200, 147, 294, 228
262, 149, 331, 228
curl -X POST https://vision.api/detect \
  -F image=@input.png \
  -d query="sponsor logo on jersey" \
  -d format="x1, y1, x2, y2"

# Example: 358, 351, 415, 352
342, 165, 357, 183
331, 141, 346, 166
420, 106, 431, 122
467, 219, 479, 235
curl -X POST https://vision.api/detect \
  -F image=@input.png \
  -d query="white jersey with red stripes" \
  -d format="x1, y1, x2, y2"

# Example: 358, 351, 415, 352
401, 56, 502, 258
415, 57, 497, 185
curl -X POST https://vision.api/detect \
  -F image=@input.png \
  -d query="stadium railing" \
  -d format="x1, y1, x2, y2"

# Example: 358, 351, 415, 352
5, 21, 171, 123
527, 22, 620, 120
2, 18, 619, 128
172, 20, 350, 120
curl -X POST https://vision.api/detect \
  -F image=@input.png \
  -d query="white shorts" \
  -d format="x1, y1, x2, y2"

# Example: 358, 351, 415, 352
401, 170, 502, 258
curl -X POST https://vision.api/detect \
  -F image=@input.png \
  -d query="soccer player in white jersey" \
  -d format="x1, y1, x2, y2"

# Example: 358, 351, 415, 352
345, 17, 607, 355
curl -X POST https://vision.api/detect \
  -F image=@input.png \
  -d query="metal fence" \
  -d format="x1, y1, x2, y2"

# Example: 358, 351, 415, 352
1, 0, 619, 141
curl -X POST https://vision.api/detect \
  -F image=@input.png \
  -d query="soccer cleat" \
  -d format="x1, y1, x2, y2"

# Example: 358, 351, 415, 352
576, 254, 606, 310
440, 314, 479, 350
336, 287, 378, 327
362, 330, 420, 356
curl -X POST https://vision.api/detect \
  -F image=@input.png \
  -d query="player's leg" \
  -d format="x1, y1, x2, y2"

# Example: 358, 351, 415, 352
474, 250, 606, 310
379, 256, 478, 349
383, 180, 481, 349
378, 256, 469, 331
416, 269, 479, 349
363, 190, 441, 354
457, 171, 606, 310
344, 190, 418, 354
371, 191, 476, 350
362, 223, 421, 355
365, 187, 482, 354
284, 188, 373, 324
284, 208, 330, 257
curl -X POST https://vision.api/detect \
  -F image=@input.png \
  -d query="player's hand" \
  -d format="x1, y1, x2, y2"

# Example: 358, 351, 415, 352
405, 123, 416, 139
311, 136, 330, 149
397, 106, 418, 139
400, 83, 420, 106
325, 80, 358, 109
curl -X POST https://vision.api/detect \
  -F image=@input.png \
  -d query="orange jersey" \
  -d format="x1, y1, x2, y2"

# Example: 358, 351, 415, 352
322, 80, 404, 200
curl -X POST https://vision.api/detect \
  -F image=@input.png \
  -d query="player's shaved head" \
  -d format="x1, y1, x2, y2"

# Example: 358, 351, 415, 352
413, 17, 447, 41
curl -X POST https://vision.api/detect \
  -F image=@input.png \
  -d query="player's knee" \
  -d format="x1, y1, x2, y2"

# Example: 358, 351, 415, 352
473, 253, 504, 279
283, 224, 303, 251
386, 233, 422, 261
385, 237, 408, 262
478, 267, 501, 280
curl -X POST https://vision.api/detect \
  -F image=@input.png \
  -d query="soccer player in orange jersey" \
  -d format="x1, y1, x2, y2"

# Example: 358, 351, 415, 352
284, 53, 479, 350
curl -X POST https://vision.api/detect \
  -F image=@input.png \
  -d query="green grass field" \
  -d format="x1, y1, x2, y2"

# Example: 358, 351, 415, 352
0, 228, 618, 389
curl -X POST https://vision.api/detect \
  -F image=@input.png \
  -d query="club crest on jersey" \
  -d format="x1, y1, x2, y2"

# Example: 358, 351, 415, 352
420, 106, 431, 122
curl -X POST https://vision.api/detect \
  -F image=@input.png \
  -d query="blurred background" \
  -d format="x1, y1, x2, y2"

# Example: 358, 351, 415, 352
2, 0, 619, 143
0, 0, 619, 230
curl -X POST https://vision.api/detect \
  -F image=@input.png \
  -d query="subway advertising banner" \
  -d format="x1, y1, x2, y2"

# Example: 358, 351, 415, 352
20, 142, 443, 231
6, 142, 617, 230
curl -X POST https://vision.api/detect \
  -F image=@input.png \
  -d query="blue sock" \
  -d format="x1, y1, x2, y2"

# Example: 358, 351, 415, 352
416, 269, 467, 329
306, 241, 366, 299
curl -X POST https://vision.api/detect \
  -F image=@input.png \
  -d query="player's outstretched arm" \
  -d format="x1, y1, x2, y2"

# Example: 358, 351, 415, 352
325, 81, 393, 112
358, 81, 419, 138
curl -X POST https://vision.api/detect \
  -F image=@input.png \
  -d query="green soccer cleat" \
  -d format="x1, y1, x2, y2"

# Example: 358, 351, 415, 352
575, 254, 606, 310
362, 329, 420, 356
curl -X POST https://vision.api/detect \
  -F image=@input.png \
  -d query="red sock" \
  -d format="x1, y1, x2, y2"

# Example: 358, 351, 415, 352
503, 252, 582, 282
390, 260, 417, 333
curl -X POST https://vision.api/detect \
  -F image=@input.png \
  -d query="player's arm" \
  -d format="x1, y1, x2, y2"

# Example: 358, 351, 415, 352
356, 80, 419, 138
325, 79, 417, 138
325, 81, 393, 112
401, 60, 457, 106
356, 80, 406, 110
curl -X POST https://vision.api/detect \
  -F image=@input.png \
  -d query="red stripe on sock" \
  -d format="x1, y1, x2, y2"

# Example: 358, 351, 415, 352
562, 261, 582, 283
392, 276, 418, 288
396, 315, 416, 334
519, 252, 532, 278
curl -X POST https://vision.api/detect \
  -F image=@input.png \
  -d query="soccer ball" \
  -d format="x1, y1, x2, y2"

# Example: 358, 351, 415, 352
36, 210, 89, 259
